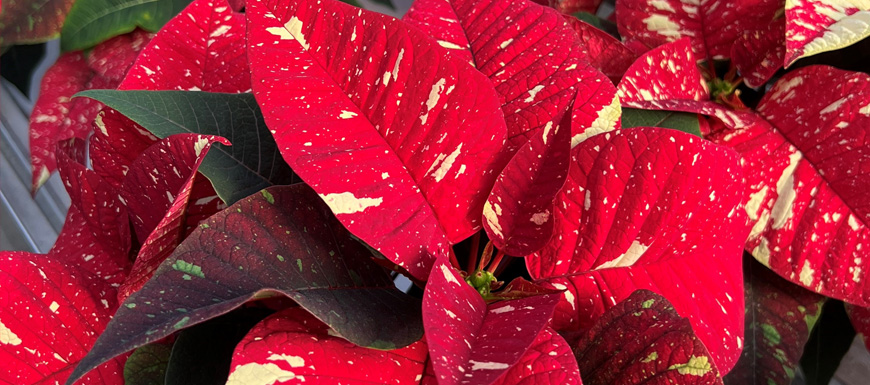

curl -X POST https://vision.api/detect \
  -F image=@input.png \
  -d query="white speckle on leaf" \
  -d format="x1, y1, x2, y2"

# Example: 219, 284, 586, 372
268, 354, 305, 368
339, 110, 357, 119
572, 95, 620, 148
770, 151, 802, 230
799, 260, 815, 286
193, 136, 210, 158
483, 201, 503, 238
584, 190, 592, 211
440, 264, 461, 285
597, 240, 649, 269
524, 85, 545, 103
848, 214, 862, 230
437, 40, 463, 50
820, 97, 847, 114
745, 186, 769, 221
428, 144, 462, 182
542, 121, 554, 144
0, 320, 22, 345
49, 301, 59, 313
491, 305, 515, 314
318, 192, 383, 214
226, 362, 300, 385
265, 27, 292, 40
650, 0, 675, 12
469, 361, 509, 370
642, 14, 681, 38
210, 25, 232, 38
753, 237, 771, 267
499, 38, 514, 49
530, 211, 550, 225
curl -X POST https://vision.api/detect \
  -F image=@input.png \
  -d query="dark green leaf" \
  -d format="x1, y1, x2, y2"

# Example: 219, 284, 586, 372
165, 308, 273, 385
724, 254, 826, 385
60, 0, 193, 51
365, 0, 394, 10
66, 184, 424, 385
76, 90, 296, 205
621, 107, 702, 137
800, 299, 856, 385
124, 343, 172, 385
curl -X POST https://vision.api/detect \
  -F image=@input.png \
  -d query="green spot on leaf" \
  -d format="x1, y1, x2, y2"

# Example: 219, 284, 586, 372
172, 260, 205, 279
296, 259, 303, 272
200, 223, 209, 229
182, 274, 192, 280
668, 356, 712, 376
125, 303, 137, 309
641, 352, 658, 363
261, 190, 275, 204
761, 323, 782, 345
642, 299, 655, 309
173, 316, 190, 329
277, 254, 285, 262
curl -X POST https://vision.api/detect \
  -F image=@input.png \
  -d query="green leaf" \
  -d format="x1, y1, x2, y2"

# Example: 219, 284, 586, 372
60, 0, 193, 51
621, 107, 703, 137
66, 184, 424, 385
123, 343, 172, 385
76, 90, 297, 205
0, 0, 76, 46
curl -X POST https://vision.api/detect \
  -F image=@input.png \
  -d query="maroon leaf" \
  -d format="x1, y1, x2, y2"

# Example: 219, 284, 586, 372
531, 0, 603, 14
703, 66, 870, 307
490, 327, 582, 385
404, 0, 620, 152
617, 38, 708, 103
247, 0, 507, 280
54, 138, 131, 285
118, 134, 229, 301
227, 307, 428, 384
566, 17, 638, 84
527, 128, 747, 372
119, 0, 250, 93
67, 184, 423, 384
484, 108, 571, 256
731, 16, 786, 88
423, 260, 561, 385
574, 290, 724, 385
785, 1, 870, 66
615, 0, 781, 60
90, 109, 159, 189
0, 251, 125, 385
725, 257, 826, 385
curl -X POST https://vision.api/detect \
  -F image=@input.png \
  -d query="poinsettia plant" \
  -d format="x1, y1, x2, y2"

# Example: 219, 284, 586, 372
5, 0, 870, 384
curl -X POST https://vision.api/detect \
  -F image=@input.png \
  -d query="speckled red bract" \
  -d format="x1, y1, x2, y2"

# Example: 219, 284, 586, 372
247, 0, 508, 281
527, 127, 747, 373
